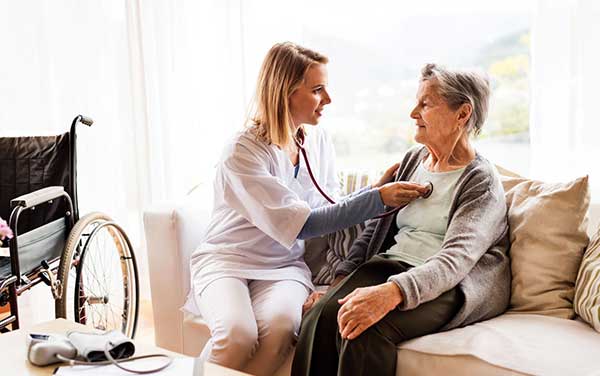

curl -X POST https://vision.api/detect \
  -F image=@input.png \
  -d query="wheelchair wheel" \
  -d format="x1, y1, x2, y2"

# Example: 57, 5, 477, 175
55, 212, 139, 338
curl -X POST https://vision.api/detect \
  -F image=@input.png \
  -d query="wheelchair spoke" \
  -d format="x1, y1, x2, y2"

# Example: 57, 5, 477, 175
80, 226, 127, 332
57, 215, 138, 337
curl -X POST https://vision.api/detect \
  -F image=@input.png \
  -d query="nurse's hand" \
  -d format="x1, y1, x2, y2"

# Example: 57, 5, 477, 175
372, 162, 400, 188
302, 291, 325, 315
378, 181, 430, 207
302, 275, 346, 315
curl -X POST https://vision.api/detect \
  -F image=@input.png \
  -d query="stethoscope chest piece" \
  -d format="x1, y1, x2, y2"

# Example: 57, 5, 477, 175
422, 181, 434, 199
295, 127, 435, 219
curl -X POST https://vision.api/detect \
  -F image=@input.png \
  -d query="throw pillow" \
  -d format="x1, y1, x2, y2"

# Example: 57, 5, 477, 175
305, 170, 372, 285
574, 226, 600, 331
502, 175, 590, 318
311, 223, 365, 285
303, 235, 331, 284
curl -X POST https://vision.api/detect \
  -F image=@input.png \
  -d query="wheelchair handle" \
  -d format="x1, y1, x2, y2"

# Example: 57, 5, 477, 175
69, 114, 93, 222
73, 115, 93, 127
78, 116, 93, 126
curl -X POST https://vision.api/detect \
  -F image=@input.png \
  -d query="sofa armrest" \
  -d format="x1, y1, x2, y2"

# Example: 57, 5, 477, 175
143, 190, 212, 352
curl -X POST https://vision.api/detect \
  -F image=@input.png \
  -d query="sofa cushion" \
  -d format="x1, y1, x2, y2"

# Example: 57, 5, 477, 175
575, 226, 600, 332
399, 313, 600, 376
501, 175, 590, 318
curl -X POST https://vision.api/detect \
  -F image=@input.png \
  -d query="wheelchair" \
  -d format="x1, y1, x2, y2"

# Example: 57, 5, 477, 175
0, 115, 139, 338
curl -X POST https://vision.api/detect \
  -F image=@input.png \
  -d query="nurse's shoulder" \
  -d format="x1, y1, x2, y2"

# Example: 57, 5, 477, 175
219, 128, 277, 171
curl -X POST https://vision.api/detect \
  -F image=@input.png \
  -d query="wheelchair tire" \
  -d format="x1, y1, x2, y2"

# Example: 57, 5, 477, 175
55, 212, 139, 338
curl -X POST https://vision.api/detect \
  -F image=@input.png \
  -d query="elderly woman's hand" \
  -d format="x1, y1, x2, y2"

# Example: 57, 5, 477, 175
378, 181, 430, 207
337, 282, 403, 340
372, 163, 400, 188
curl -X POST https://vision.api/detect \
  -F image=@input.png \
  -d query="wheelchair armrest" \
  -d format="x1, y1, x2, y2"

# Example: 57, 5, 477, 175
10, 186, 66, 209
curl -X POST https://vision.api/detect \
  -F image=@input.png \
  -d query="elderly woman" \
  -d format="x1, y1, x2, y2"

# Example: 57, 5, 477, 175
291, 63, 511, 376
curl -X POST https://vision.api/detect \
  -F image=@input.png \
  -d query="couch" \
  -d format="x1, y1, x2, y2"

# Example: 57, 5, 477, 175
143, 176, 600, 375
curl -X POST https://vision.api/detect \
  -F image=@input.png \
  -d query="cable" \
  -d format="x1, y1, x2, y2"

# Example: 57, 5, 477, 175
294, 131, 433, 219
55, 341, 173, 374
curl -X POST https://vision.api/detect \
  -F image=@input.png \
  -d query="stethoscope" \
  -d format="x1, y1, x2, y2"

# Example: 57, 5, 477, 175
294, 129, 433, 220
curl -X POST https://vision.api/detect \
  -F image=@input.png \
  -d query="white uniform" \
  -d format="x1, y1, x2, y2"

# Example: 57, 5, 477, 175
185, 126, 338, 375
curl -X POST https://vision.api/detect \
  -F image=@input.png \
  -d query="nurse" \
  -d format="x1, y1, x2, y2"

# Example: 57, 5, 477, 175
186, 42, 429, 375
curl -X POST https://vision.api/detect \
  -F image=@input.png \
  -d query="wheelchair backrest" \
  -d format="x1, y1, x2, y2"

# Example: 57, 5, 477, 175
0, 132, 76, 235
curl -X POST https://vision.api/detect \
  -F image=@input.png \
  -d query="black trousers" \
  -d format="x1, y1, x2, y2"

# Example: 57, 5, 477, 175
291, 255, 463, 376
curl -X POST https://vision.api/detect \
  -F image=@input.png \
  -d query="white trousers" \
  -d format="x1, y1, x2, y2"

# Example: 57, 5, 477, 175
195, 277, 309, 376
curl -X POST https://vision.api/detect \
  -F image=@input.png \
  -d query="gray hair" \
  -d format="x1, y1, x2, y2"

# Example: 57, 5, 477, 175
420, 63, 490, 136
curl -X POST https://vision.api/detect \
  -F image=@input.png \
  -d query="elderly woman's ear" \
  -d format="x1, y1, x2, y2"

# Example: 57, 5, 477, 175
457, 103, 473, 128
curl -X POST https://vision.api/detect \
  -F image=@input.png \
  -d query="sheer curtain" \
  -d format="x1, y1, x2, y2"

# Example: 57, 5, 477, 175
136, 0, 246, 201
0, 1, 305, 321
0, 0, 147, 323
136, 0, 305, 200
1, 0, 312, 237
0, 1, 146, 235
530, 0, 600, 196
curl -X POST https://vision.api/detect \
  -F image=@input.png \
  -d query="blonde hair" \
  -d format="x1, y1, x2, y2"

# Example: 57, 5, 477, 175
249, 42, 328, 147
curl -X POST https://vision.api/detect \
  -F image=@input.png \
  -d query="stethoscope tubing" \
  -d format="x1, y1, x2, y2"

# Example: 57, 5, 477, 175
294, 136, 432, 220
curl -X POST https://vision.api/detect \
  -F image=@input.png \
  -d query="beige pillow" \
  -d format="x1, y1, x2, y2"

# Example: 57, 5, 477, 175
574, 226, 600, 331
501, 175, 590, 318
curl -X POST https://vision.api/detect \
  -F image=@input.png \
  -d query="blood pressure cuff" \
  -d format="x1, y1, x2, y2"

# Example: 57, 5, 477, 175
67, 330, 135, 362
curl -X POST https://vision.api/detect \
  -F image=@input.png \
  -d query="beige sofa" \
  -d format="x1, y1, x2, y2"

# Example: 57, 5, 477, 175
143, 184, 600, 375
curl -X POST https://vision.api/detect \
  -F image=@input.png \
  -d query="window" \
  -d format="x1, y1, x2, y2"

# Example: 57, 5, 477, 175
299, 1, 533, 176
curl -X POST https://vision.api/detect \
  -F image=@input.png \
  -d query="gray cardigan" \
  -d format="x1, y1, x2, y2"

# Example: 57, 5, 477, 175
335, 146, 511, 330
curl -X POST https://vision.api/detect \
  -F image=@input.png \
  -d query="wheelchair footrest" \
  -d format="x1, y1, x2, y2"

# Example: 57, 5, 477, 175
37, 261, 62, 300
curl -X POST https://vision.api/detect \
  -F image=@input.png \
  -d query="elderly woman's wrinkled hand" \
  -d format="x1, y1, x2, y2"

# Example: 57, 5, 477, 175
378, 181, 430, 207
337, 282, 403, 340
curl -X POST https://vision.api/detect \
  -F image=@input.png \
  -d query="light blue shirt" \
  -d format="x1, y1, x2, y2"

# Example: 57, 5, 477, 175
384, 161, 465, 266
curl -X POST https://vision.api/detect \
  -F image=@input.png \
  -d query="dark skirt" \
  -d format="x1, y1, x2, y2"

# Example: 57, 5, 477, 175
291, 255, 463, 376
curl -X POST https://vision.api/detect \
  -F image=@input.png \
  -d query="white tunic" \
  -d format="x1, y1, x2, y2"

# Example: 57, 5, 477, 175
184, 126, 339, 314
